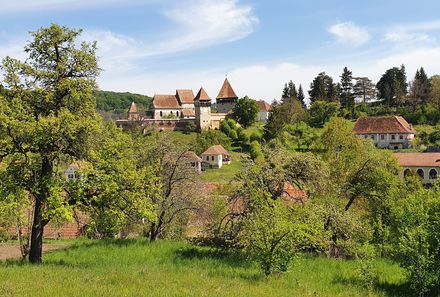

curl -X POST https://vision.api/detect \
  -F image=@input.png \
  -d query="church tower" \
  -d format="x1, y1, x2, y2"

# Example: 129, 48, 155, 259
194, 87, 212, 130
127, 102, 140, 121
216, 78, 238, 113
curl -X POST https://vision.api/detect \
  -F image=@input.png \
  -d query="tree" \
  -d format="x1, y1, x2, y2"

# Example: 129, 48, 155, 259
0, 24, 100, 263
263, 99, 308, 141
390, 186, 440, 296
298, 84, 306, 108
429, 75, 440, 110
407, 68, 430, 111
321, 117, 400, 257
195, 130, 232, 155
232, 96, 259, 128
281, 80, 298, 100
353, 77, 376, 104
376, 65, 407, 107
309, 101, 340, 128
309, 72, 339, 104
68, 123, 154, 239
340, 67, 355, 110
135, 134, 202, 241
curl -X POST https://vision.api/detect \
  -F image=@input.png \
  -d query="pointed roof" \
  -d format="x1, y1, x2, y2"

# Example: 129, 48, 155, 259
194, 87, 211, 101
201, 145, 230, 156
176, 89, 195, 104
128, 102, 138, 113
216, 78, 238, 100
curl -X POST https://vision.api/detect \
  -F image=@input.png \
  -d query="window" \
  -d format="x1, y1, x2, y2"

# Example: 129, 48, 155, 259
68, 174, 75, 179
380, 134, 385, 140
211, 156, 214, 161
391, 135, 395, 140
160, 111, 163, 117
371, 135, 375, 140
206, 156, 209, 161
417, 169, 424, 179
404, 169, 411, 178
429, 169, 438, 179
399, 135, 403, 140
170, 111, 173, 115
177, 111, 179, 117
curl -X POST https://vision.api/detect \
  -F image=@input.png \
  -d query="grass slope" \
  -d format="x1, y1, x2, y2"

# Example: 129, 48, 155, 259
1, 239, 407, 297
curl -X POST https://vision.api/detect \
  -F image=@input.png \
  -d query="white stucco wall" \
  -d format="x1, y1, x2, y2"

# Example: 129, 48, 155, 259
202, 154, 223, 168
358, 133, 414, 149
154, 108, 182, 119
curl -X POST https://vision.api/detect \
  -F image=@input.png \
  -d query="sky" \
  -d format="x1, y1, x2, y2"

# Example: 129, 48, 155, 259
1, 0, 440, 102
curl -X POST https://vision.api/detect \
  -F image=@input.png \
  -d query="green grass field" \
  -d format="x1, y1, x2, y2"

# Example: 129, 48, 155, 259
0, 239, 408, 297
201, 152, 245, 183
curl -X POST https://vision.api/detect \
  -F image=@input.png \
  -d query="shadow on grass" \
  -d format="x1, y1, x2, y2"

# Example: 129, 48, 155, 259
1, 238, 149, 267
174, 246, 264, 282
334, 275, 411, 297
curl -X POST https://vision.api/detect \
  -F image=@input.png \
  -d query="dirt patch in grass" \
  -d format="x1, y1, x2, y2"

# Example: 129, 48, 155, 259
0, 243, 67, 260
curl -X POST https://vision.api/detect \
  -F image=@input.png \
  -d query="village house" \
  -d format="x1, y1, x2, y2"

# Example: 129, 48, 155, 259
352, 116, 416, 149
201, 145, 231, 169
394, 152, 440, 184
256, 100, 272, 122
182, 151, 202, 174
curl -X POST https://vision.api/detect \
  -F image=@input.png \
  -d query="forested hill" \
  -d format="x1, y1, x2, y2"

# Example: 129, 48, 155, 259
94, 90, 152, 117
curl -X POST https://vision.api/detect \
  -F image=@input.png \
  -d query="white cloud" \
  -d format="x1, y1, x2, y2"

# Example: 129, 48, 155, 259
384, 20, 440, 44
328, 21, 371, 46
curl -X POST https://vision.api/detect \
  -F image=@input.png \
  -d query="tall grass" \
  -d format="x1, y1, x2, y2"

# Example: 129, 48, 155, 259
0, 239, 407, 297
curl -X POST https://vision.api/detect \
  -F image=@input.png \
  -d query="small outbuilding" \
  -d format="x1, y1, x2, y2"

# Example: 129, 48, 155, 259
201, 145, 231, 169
182, 151, 202, 174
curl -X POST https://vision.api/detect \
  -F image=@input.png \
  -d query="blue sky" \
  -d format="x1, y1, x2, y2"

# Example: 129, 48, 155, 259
1, 0, 440, 101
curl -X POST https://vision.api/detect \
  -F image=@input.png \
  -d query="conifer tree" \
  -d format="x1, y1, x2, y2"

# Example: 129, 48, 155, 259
339, 67, 355, 110
298, 84, 306, 107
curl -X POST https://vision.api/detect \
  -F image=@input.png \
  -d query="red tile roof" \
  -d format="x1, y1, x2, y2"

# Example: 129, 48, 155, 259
181, 109, 195, 117
353, 116, 416, 134
176, 89, 195, 104
152, 95, 180, 109
256, 100, 272, 112
394, 153, 440, 167
216, 78, 238, 100
201, 145, 230, 156
194, 87, 211, 101
282, 182, 307, 205
128, 102, 138, 113
182, 151, 202, 162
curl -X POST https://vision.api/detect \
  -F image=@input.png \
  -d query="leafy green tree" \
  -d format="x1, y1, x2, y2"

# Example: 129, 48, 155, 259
321, 117, 400, 257
220, 120, 232, 135
237, 128, 249, 144
195, 130, 231, 155
0, 24, 100, 263
309, 101, 340, 128
283, 122, 319, 151
263, 99, 308, 141
376, 65, 407, 107
232, 96, 259, 128
68, 123, 154, 238
390, 186, 440, 296
429, 75, 440, 110
249, 140, 263, 160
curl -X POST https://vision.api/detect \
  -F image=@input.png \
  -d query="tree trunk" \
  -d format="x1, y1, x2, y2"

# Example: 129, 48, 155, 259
29, 197, 44, 264
29, 157, 51, 264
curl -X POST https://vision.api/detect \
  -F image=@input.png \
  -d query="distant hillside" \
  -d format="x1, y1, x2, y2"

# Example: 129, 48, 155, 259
94, 90, 152, 116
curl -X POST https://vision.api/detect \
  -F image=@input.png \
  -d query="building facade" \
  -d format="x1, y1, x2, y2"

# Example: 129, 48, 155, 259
201, 145, 231, 169
394, 152, 440, 184
256, 100, 272, 122
353, 116, 416, 149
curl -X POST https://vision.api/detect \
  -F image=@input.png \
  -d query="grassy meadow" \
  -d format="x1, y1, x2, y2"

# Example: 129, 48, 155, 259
0, 239, 408, 297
